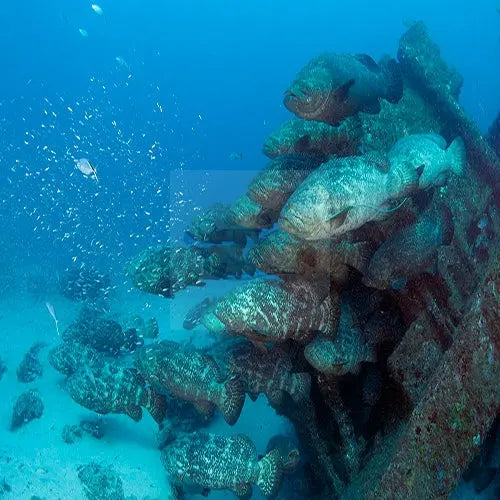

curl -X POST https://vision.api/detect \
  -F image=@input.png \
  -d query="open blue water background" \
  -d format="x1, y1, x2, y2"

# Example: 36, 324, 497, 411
0, 0, 498, 275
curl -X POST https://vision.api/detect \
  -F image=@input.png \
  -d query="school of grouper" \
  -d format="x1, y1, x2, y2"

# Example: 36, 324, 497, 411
47, 22, 500, 500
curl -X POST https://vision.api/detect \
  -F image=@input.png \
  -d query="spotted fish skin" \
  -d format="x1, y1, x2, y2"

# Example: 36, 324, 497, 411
126, 244, 250, 298
362, 203, 455, 289
280, 152, 419, 241
230, 194, 280, 230
247, 154, 326, 213
247, 229, 372, 283
65, 362, 166, 424
49, 341, 104, 376
304, 300, 376, 375
223, 341, 311, 406
183, 297, 218, 330
284, 53, 403, 125
212, 278, 340, 344
134, 341, 244, 425
62, 311, 143, 354
388, 134, 466, 189
187, 203, 259, 246
263, 117, 362, 159
161, 432, 284, 498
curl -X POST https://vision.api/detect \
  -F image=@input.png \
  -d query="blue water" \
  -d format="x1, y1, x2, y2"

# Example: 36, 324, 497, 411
1, 0, 498, 273
0, 1, 499, 498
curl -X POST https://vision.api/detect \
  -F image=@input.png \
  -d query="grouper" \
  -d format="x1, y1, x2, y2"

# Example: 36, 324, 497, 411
263, 117, 362, 159
284, 53, 403, 125
222, 341, 311, 406
362, 203, 455, 290
134, 341, 245, 425
161, 432, 287, 498
211, 278, 340, 344
247, 229, 372, 283
388, 133, 466, 189
65, 362, 166, 424
279, 151, 420, 240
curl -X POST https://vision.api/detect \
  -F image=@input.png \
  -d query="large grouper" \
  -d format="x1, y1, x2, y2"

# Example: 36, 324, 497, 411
161, 432, 290, 498
279, 151, 420, 241
210, 278, 340, 344
284, 53, 403, 125
134, 341, 245, 425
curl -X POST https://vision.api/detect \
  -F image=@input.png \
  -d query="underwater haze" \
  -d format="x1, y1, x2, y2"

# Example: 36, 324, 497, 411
0, 1, 499, 499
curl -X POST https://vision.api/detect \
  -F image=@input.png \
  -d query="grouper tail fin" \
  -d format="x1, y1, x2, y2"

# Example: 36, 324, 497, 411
219, 376, 245, 425
446, 136, 466, 177
257, 448, 284, 499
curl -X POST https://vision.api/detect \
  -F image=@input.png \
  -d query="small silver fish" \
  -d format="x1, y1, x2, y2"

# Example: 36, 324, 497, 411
91, 4, 104, 15
76, 158, 99, 182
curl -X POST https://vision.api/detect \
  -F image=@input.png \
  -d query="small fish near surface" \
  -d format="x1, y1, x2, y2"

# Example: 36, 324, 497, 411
263, 117, 362, 159
66, 362, 166, 424
304, 299, 376, 375
134, 341, 245, 425
76, 158, 98, 182
91, 4, 104, 15
161, 432, 286, 499
388, 133, 466, 189
362, 203, 455, 290
284, 53, 403, 125
221, 341, 311, 407
279, 151, 420, 241
211, 278, 340, 344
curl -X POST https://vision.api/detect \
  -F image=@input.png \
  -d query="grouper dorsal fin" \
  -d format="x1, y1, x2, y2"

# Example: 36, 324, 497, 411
334, 78, 355, 103
355, 54, 380, 72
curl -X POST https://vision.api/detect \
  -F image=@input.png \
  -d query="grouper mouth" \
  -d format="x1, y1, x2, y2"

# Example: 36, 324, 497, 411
279, 213, 313, 239
284, 86, 331, 121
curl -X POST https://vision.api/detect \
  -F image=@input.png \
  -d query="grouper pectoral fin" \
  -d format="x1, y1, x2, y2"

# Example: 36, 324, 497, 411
355, 53, 380, 72
125, 404, 143, 422
295, 134, 312, 152
327, 208, 349, 229
334, 78, 355, 103
235, 483, 252, 499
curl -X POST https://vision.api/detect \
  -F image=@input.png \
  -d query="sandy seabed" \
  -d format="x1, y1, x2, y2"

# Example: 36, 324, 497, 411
0, 277, 292, 500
